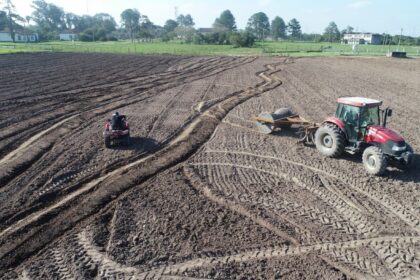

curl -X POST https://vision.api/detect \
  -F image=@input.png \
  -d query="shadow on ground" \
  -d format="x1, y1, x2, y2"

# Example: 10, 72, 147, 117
111, 136, 160, 153
272, 127, 420, 183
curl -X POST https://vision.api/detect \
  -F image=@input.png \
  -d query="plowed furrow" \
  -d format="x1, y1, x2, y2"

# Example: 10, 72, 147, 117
0, 62, 283, 273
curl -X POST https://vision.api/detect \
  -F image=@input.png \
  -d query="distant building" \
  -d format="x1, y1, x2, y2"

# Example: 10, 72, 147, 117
342, 33, 382, 45
59, 32, 78, 41
0, 31, 39, 42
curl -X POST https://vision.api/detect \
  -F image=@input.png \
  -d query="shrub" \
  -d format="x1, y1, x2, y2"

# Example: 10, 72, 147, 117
229, 31, 255, 47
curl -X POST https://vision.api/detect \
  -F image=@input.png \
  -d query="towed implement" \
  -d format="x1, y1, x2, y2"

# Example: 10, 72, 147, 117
254, 97, 414, 175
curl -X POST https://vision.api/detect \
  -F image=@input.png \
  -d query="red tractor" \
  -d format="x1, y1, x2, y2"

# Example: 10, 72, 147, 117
314, 97, 413, 175
103, 113, 130, 148
255, 97, 414, 175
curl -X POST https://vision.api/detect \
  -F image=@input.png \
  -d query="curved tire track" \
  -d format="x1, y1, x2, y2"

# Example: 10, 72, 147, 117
0, 61, 284, 273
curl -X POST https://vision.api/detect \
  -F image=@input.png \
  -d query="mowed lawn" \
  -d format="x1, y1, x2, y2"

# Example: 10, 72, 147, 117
1, 40, 419, 57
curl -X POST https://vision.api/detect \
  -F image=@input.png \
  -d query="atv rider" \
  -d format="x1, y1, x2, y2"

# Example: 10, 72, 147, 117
111, 112, 125, 130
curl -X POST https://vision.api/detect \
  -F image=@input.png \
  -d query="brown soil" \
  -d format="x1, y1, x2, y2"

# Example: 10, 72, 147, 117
0, 54, 419, 279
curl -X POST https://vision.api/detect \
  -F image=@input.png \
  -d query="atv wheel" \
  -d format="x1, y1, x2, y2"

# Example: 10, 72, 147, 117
104, 136, 111, 148
274, 108, 293, 128
315, 124, 345, 158
362, 146, 387, 175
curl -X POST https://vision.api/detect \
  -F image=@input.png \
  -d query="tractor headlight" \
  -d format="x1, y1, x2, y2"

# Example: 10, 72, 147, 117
392, 144, 406, 151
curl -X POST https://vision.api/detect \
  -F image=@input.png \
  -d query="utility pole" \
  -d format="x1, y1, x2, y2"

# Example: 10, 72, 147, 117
397, 28, 403, 51
174, 6, 178, 20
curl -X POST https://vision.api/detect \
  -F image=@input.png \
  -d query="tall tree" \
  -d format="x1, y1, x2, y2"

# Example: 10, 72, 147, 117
31, 0, 66, 32
246, 12, 270, 40
287, 18, 302, 39
213, 10, 236, 31
64, 12, 80, 30
0, 10, 7, 31
324, 21, 340, 42
93, 13, 116, 33
271, 16, 286, 40
120, 8, 140, 42
177, 14, 194, 27
341, 25, 354, 36
138, 15, 154, 40
163, 19, 178, 33
2, 0, 24, 42
25, 15, 31, 25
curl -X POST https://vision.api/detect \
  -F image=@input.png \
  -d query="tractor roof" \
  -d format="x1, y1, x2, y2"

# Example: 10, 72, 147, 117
337, 97, 382, 107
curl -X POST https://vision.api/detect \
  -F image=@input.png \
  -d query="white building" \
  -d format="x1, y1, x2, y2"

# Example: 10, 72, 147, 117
342, 33, 382, 45
59, 33, 78, 41
0, 31, 39, 42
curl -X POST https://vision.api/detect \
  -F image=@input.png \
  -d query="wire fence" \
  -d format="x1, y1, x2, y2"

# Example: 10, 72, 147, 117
1, 42, 420, 57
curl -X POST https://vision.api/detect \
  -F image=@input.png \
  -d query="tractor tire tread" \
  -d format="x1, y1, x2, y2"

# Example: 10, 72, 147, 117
362, 146, 387, 175
315, 123, 345, 158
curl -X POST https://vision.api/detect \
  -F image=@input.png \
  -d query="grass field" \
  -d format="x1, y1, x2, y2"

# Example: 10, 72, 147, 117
1, 40, 419, 57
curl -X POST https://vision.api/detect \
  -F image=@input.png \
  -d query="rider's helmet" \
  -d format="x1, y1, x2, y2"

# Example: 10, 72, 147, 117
113, 111, 119, 117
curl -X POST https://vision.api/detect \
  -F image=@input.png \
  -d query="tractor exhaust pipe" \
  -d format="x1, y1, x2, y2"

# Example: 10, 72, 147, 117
383, 107, 392, 127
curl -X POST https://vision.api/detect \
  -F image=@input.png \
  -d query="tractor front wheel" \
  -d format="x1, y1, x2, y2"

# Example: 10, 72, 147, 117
362, 146, 387, 175
315, 124, 345, 158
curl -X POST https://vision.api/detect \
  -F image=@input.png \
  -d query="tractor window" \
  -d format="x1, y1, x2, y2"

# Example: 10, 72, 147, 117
335, 103, 343, 118
360, 107, 380, 127
340, 105, 360, 126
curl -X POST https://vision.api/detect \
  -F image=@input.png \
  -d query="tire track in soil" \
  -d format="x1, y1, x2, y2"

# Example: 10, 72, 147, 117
0, 56, 254, 192
0, 60, 284, 273
0, 57, 258, 232
176, 170, 419, 279
0, 115, 78, 166
146, 84, 188, 139
0, 56, 248, 156
188, 161, 379, 237
69, 226, 418, 279
200, 149, 420, 234
183, 164, 388, 278
154, 234, 420, 278
182, 122, 419, 278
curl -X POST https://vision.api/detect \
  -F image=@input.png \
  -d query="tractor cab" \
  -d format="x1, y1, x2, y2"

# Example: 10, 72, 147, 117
335, 97, 388, 143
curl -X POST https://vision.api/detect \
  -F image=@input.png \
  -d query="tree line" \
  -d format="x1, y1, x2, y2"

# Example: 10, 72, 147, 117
1, 0, 419, 46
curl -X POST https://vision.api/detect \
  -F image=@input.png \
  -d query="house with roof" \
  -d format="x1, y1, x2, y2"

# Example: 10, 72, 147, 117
342, 33, 382, 45
59, 31, 78, 41
0, 31, 39, 42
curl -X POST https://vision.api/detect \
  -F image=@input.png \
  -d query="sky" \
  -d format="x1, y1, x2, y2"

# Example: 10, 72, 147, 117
13, 0, 420, 36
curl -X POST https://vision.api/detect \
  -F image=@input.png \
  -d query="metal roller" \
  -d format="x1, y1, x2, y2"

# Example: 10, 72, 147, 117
255, 112, 275, 134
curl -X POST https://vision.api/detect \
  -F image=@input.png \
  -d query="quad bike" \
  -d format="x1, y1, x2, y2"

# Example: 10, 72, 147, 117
103, 115, 130, 148
254, 97, 414, 176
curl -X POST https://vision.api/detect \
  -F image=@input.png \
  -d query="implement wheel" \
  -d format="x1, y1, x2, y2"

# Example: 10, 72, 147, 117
363, 146, 387, 175
255, 112, 275, 134
315, 123, 345, 158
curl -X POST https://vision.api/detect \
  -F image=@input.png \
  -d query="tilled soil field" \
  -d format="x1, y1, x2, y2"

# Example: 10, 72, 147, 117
0, 54, 419, 279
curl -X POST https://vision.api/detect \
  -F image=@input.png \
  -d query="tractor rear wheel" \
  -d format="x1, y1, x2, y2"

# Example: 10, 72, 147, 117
362, 146, 387, 175
315, 124, 345, 158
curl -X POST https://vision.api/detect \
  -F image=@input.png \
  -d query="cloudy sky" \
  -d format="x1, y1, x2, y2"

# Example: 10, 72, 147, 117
14, 0, 420, 36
